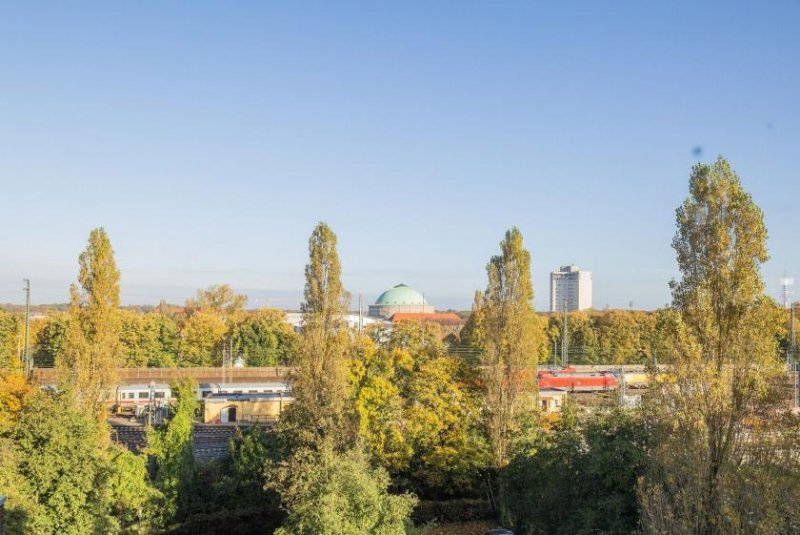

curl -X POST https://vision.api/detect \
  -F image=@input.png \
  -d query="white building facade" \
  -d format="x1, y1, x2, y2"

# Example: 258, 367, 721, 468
550, 265, 592, 312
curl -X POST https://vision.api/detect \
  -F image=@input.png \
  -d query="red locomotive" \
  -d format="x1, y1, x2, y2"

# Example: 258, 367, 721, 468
538, 370, 618, 392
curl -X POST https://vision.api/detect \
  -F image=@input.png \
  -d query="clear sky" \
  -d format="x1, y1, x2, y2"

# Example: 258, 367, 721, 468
1, 1, 798, 311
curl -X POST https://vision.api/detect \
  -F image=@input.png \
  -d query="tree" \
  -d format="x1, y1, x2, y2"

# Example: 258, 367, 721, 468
170, 425, 285, 535
479, 227, 544, 509
638, 157, 799, 534
268, 444, 417, 535
279, 222, 352, 450
0, 391, 161, 534
149, 379, 198, 521
545, 311, 601, 365
0, 310, 21, 368
231, 309, 299, 366
119, 311, 179, 367
597, 310, 655, 364
33, 313, 70, 368
177, 311, 227, 367
144, 312, 180, 367
351, 331, 488, 497
104, 445, 164, 534
0, 371, 34, 427
57, 227, 122, 416
184, 284, 247, 321
459, 291, 486, 361
503, 406, 649, 535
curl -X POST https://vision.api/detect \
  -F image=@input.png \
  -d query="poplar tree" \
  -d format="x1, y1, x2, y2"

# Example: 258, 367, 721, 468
58, 227, 122, 417
639, 157, 800, 534
459, 290, 486, 357
480, 228, 543, 509
280, 222, 352, 450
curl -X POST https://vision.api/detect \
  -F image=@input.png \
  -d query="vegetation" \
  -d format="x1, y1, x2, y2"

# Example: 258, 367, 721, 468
57, 227, 123, 416
1, 158, 798, 535
268, 445, 417, 535
0, 391, 162, 534
502, 405, 649, 534
352, 322, 487, 497
637, 157, 800, 534
473, 228, 545, 510
277, 222, 354, 451
0, 310, 21, 368
149, 379, 198, 520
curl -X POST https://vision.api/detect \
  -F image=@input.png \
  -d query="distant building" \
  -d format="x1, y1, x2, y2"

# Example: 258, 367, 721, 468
368, 284, 432, 319
284, 312, 385, 332
550, 265, 592, 312
203, 392, 293, 424
366, 284, 466, 336
539, 388, 569, 413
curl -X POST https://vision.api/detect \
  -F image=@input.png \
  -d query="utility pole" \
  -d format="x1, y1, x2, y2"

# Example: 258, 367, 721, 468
23, 279, 31, 376
792, 300, 798, 408
561, 298, 568, 368
780, 276, 796, 408
358, 294, 363, 337
781, 276, 794, 366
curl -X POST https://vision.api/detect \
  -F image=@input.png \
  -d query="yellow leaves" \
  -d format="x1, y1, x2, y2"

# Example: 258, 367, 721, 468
179, 310, 228, 366
0, 371, 34, 426
391, 348, 414, 373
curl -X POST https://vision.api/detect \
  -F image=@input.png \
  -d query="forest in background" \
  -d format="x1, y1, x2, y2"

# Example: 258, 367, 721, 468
4, 298, 796, 370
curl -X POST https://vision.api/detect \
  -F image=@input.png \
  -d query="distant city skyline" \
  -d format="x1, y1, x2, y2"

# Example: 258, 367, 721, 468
1, 2, 798, 311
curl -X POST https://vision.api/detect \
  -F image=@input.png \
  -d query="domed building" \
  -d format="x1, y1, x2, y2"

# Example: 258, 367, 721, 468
368, 283, 432, 319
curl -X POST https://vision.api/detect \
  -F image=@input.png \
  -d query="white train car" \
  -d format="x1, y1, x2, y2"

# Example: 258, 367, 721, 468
111, 381, 292, 417
115, 383, 172, 413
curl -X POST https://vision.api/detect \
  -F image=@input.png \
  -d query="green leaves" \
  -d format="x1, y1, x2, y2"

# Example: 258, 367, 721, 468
269, 444, 417, 535
639, 156, 793, 534
231, 309, 299, 367
502, 408, 648, 535
0, 391, 162, 534
281, 222, 353, 451
481, 228, 543, 470
351, 332, 488, 496
148, 379, 198, 520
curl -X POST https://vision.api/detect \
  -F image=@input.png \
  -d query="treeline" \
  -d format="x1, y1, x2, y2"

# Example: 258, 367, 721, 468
0, 287, 299, 369
1, 157, 800, 535
462, 292, 796, 369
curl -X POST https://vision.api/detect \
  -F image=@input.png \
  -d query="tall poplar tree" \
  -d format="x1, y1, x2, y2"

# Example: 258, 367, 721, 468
481, 228, 543, 509
280, 222, 352, 450
639, 157, 800, 534
58, 227, 122, 417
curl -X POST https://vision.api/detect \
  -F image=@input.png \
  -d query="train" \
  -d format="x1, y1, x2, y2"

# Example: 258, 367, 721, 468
538, 370, 618, 392
113, 381, 291, 414
536, 368, 652, 392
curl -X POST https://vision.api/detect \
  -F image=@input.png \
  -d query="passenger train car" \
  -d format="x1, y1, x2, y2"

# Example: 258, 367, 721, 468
113, 381, 291, 414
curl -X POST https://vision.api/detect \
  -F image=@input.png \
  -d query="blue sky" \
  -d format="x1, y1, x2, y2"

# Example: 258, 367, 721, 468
1, 1, 798, 311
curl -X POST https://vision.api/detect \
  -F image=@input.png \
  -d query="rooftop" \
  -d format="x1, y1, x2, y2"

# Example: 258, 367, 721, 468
390, 312, 462, 324
374, 284, 428, 306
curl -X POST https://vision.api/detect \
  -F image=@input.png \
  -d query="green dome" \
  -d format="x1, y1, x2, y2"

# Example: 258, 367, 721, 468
374, 284, 427, 306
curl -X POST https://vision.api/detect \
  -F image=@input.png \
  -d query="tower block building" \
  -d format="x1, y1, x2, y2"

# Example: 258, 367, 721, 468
550, 265, 592, 312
